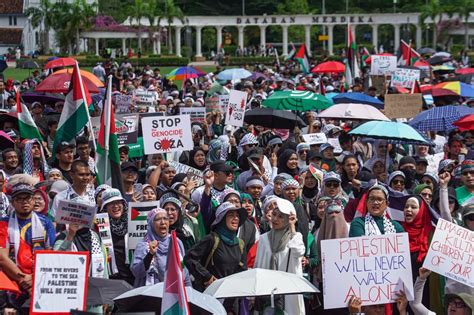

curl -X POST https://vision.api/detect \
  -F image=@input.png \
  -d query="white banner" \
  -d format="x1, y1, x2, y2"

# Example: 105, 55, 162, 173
225, 90, 247, 127
302, 133, 328, 145
95, 213, 118, 274
141, 115, 193, 154
55, 200, 96, 228
321, 233, 414, 309
127, 201, 160, 250
31, 251, 89, 314
391, 68, 421, 89
179, 107, 206, 124
423, 219, 474, 288
168, 161, 204, 186
370, 55, 397, 76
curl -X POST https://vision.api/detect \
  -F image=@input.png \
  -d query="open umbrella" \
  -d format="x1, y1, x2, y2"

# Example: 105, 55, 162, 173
431, 65, 455, 74
0, 131, 15, 150
428, 55, 452, 65
433, 81, 474, 98
247, 72, 268, 80
86, 277, 133, 306
52, 68, 104, 87
333, 92, 384, 109
413, 59, 430, 69
18, 60, 40, 69
263, 90, 331, 111
0, 60, 7, 73
36, 72, 101, 94
318, 103, 390, 121
166, 66, 206, 81
417, 47, 436, 55
204, 268, 318, 299
455, 68, 474, 75
244, 107, 307, 129
453, 114, 474, 131
44, 57, 77, 69
311, 61, 345, 73
114, 282, 226, 314
21, 92, 65, 104
408, 105, 474, 132
349, 121, 429, 145
216, 68, 252, 81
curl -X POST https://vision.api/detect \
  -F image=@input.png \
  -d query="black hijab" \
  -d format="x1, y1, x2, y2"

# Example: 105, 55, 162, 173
277, 149, 299, 176
189, 148, 207, 171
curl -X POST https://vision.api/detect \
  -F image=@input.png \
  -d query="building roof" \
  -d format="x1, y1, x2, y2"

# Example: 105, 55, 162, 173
0, 28, 23, 45
0, 0, 24, 15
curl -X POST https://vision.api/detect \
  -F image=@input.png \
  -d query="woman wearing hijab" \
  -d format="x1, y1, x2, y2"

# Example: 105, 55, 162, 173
188, 147, 207, 171
389, 171, 407, 193
141, 184, 157, 201
131, 207, 191, 287
32, 189, 48, 216
277, 149, 299, 177
296, 143, 310, 169
254, 197, 306, 315
206, 139, 222, 164
363, 158, 387, 183
364, 140, 393, 172
413, 184, 434, 205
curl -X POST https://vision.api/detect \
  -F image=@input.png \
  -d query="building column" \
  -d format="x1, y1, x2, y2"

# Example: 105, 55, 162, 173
175, 26, 182, 57
304, 25, 311, 56
195, 26, 202, 57
121, 38, 126, 53
95, 38, 99, 56
238, 26, 244, 51
259, 26, 266, 51
372, 25, 378, 51
394, 24, 401, 53
282, 25, 288, 56
157, 29, 161, 55
216, 26, 223, 51
327, 25, 334, 55
415, 25, 422, 49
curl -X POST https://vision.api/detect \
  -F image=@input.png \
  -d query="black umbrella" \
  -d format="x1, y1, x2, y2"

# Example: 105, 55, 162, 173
417, 47, 436, 55
244, 107, 307, 129
86, 277, 133, 306
21, 92, 65, 105
428, 55, 452, 65
0, 60, 7, 73
19, 60, 40, 69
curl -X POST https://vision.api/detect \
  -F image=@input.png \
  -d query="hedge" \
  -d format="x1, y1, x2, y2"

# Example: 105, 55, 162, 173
225, 56, 276, 66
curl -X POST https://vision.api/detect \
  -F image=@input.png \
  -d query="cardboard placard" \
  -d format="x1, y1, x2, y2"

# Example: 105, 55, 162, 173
91, 114, 139, 145
55, 200, 96, 228
127, 201, 160, 250
225, 90, 248, 127
371, 55, 397, 76
370, 75, 385, 95
205, 96, 225, 114
168, 161, 204, 186
115, 94, 133, 113
384, 93, 423, 119
302, 133, 328, 145
179, 107, 206, 124
141, 114, 193, 154
321, 233, 414, 309
423, 219, 474, 288
391, 68, 421, 89
31, 251, 90, 314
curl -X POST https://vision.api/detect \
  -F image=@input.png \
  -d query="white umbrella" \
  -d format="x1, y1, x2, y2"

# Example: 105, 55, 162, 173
114, 282, 226, 314
204, 268, 319, 299
318, 103, 390, 121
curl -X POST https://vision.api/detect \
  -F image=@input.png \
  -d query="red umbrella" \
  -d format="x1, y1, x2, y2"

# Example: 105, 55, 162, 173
44, 57, 77, 70
364, 53, 395, 64
0, 271, 19, 293
35, 72, 100, 94
455, 68, 474, 75
453, 114, 474, 131
311, 61, 345, 73
413, 59, 430, 69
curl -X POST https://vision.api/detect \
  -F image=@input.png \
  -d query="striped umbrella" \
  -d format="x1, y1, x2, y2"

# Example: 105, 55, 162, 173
166, 66, 206, 80
263, 90, 331, 111
433, 81, 474, 98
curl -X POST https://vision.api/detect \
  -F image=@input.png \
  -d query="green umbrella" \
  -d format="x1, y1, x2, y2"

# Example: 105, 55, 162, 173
263, 91, 331, 111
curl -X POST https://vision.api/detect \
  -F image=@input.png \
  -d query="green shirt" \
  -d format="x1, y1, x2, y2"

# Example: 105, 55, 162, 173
455, 185, 474, 207
349, 215, 405, 237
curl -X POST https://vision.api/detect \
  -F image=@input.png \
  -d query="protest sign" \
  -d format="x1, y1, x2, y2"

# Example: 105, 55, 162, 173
302, 133, 328, 145
371, 55, 397, 75
168, 161, 204, 186
91, 114, 139, 145
115, 94, 133, 113
141, 114, 193, 154
328, 138, 342, 154
31, 251, 89, 314
95, 213, 118, 274
384, 94, 423, 119
205, 96, 226, 114
321, 233, 414, 309
370, 75, 385, 95
225, 90, 247, 127
218, 95, 229, 113
134, 92, 155, 107
128, 201, 160, 250
180, 107, 206, 124
391, 68, 421, 89
55, 200, 96, 227
423, 219, 474, 288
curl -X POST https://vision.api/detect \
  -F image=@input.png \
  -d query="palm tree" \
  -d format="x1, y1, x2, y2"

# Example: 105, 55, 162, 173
420, 0, 442, 48
25, 0, 56, 53
157, 0, 185, 55
145, 0, 159, 52
129, 0, 148, 51
69, 0, 97, 54
455, 0, 474, 48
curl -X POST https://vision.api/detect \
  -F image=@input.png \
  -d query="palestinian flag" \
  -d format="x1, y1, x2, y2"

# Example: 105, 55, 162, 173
347, 23, 358, 78
53, 63, 90, 153
96, 76, 124, 192
131, 207, 148, 221
360, 47, 371, 68
285, 42, 296, 60
161, 231, 190, 315
411, 80, 421, 94
16, 90, 43, 140
294, 44, 310, 73
398, 40, 420, 66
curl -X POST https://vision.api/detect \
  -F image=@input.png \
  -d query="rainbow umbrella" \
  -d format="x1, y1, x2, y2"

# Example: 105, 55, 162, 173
166, 66, 206, 80
433, 81, 474, 98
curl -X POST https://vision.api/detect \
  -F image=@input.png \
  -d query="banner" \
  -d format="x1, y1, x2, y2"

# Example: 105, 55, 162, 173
384, 94, 423, 119
127, 201, 160, 250
115, 94, 133, 113
218, 95, 229, 113
141, 115, 193, 155
321, 233, 414, 309
95, 213, 118, 274
225, 90, 248, 127
134, 92, 156, 107
179, 107, 206, 124
55, 200, 96, 227
91, 114, 139, 145
391, 68, 421, 89
168, 161, 204, 186
302, 133, 328, 145
423, 219, 474, 288
31, 251, 89, 314
205, 96, 226, 114
370, 55, 397, 76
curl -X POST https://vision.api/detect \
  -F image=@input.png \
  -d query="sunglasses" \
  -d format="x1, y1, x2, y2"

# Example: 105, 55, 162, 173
392, 180, 405, 185
462, 171, 474, 176
465, 214, 474, 221
325, 182, 339, 188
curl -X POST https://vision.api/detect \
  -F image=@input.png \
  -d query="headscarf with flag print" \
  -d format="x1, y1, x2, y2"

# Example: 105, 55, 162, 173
22, 139, 48, 178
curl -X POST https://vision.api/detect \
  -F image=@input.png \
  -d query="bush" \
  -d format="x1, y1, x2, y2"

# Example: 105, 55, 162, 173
76, 57, 190, 67
226, 56, 275, 66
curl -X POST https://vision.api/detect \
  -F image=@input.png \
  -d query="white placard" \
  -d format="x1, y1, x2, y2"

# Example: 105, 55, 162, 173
141, 114, 193, 154
370, 55, 397, 75
127, 201, 160, 250
302, 133, 328, 145
327, 138, 342, 154
391, 68, 421, 89
95, 213, 118, 274
31, 251, 89, 314
225, 90, 248, 127
179, 107, 206, 124
423, 219, 474, 288
134, 92, 155, 107
168, 161, 204, 186
218, 95, 229, 113
55, 200, 96, 228
115, 94, 133, 113
321, 233, 414, 309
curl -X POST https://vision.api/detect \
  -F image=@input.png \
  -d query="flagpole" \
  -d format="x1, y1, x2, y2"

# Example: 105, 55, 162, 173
75, 61, 97, 153
103, 75, 112, 185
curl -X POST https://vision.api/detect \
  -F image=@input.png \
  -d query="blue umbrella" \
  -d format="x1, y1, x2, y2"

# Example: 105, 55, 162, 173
408, 105, 474, 132
324, 92, 339, 105
333, 92, 384, 109
349, 121, 429, 145
216, 68, 252, 81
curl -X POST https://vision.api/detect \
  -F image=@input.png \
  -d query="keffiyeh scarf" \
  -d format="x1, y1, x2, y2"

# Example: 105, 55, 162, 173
364, 212, 396, 236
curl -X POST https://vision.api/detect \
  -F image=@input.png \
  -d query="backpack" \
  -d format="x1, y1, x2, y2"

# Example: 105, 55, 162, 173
204, 232, 245, 268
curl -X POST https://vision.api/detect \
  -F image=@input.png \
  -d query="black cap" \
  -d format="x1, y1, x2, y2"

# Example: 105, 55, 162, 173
307, 150, 322, 161
248, 147, 263, 159
210, 160, 233, 173
55, 141, 75, 153
121, 161, 138, 172
399, 156, 417, 168
11, 183, 35, 199
119, 146, 130, 154
415, 156, 428, 165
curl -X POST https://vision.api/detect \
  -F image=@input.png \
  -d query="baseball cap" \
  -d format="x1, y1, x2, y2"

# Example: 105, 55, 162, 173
210, 160, 233, 173
55, 141, 75, 153
121, 161, 138, 172
248, 147, 263, 159
323, 171, 341, 184
11, 183, 35, 199
119, 145, 130, 154
320, 143, 334, 153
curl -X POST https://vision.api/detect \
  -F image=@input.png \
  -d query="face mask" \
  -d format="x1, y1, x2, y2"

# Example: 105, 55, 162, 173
401, 168, 416, 187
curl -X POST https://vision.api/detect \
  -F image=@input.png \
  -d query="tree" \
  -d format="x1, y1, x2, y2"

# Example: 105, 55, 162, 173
129, 0, 148, 50
25, 0, 56, 53
454, 0, 474, 48
145, 0, 159, 51
157, 0, 185, 55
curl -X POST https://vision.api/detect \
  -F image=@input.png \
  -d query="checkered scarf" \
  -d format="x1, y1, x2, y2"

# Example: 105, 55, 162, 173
23, 139, 48, 177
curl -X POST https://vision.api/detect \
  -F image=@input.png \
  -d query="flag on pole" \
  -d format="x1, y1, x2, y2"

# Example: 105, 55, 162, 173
411, 80, 421, 94
344, 58, 353, 90
347, 23, 358, 78
360, 47, 371, 68
294, 44, 310, 73
285, 42, 296, 60
161, 231, 190, 315
398, 40, 411, 66
96, 75, 123, 192
16, 89, 43, 140
53, 63, 90, 153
